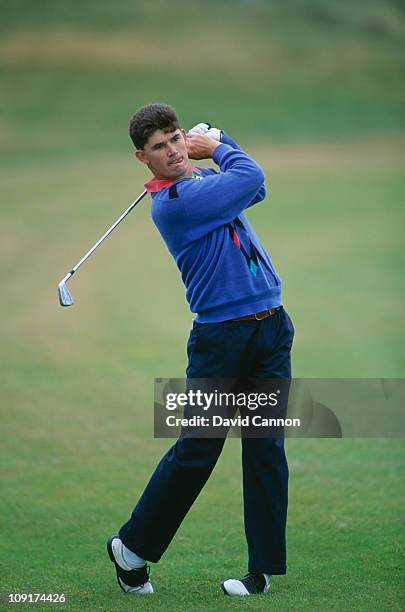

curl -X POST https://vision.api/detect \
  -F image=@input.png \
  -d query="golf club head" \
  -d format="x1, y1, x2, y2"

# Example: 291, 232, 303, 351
58, 280, 74, 307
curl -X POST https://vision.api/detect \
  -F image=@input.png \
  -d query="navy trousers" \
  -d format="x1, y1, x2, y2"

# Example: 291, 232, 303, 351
119, 308, 294, 574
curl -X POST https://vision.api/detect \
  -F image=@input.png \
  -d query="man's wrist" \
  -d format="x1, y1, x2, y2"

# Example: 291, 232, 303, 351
208, 140, 221, 157
211, 142, 230, 164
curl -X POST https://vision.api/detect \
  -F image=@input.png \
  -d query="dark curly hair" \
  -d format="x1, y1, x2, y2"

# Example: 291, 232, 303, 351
129, 103, 180, 149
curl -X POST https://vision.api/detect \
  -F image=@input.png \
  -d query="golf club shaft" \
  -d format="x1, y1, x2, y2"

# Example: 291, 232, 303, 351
66, 189, 148, 279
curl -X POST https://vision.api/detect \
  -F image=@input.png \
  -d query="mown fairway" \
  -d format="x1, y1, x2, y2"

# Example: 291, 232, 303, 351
1, 1, 404, 610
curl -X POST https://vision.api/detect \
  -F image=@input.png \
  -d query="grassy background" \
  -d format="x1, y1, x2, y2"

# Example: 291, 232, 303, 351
1, 1, 404, 610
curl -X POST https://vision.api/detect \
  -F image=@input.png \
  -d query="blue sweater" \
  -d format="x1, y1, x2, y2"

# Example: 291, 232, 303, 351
150, 133, 282, 323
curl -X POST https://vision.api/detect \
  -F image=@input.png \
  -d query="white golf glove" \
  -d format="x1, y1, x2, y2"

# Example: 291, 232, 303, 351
188, 122, 211, 135
205, 127, 222, 142
188, 123, 223, 142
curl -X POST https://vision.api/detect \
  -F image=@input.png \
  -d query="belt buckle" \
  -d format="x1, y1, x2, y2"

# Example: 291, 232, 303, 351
254, 310, 269, 321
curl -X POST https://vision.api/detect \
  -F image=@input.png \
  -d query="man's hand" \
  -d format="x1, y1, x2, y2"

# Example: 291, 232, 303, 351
205, 127, 222, 142
186, 133, 221, 160
188, 122, 211, 136
188, 123, 223, 142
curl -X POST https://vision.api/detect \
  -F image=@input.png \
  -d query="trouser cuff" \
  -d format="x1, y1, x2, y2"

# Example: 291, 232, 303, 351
249, 564, 286, 575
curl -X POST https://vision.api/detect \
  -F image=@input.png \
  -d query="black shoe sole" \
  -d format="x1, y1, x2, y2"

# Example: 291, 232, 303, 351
221, 581, 231, 596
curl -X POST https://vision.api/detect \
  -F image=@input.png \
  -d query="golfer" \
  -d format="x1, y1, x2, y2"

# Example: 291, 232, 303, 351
107, 104, 294, 597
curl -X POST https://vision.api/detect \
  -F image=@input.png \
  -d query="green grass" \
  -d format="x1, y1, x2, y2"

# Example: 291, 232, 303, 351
1, 138, 404, 610
1, 2, 404, 609
1, 435, 404, 611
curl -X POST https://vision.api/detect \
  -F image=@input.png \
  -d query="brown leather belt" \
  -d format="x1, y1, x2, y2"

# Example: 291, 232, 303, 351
230, 306, 283, 322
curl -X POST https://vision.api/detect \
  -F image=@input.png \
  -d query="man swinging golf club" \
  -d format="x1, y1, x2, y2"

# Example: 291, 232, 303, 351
107, 103, 294, 596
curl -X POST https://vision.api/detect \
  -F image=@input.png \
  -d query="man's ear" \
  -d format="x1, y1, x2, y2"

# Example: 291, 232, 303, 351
135, 149, 148, 165
180, 128, 187, 140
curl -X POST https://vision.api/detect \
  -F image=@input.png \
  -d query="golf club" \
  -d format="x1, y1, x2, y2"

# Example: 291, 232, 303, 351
58, 189, 148, 307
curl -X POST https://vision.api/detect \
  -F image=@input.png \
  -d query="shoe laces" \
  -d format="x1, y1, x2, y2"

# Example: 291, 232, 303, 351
241, 572, 265, 591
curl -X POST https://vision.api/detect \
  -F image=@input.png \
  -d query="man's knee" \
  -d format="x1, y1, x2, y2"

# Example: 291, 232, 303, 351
174, 436, 225, 468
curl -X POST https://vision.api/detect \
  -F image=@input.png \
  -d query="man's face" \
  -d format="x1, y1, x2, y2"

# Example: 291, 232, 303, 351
136, 128, 190, 180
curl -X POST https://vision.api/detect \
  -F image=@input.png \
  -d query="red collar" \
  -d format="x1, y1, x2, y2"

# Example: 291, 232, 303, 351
144, 176, 178, 193
144, 166, 202, 193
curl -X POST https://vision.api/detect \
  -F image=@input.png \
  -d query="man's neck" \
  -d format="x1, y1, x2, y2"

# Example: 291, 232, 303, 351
144, 164, 199, 193
155, 163, 193, 181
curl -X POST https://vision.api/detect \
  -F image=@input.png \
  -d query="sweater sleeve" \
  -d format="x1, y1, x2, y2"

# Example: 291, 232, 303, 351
177, 143, 265, 241
221, 132, 267, 208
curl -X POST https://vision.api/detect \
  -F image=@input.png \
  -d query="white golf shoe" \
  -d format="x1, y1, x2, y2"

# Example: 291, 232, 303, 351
221, 572, 271, 596
107, 536, 153, 594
